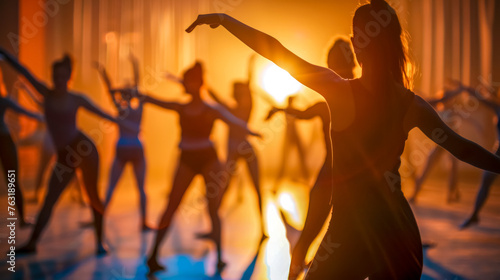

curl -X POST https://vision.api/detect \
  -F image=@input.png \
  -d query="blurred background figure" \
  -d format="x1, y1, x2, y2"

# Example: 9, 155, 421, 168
0, 68, 43, 227
143, 62, 260, 276
206, 54, 265, 237
0, 49, 130, 256
461, 84, 500, 229
94, 53, 150, 232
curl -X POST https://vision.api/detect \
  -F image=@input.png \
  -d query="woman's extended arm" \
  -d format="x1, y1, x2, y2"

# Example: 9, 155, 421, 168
186, 14, 345, 100
75, 94, 117, 123
405, 96, 500, 174
208, 89, 233, 113
211, 103, 261, 137
0, 48, 49, 96
140, 94, 181, 111
17, 80, 44, 108
284, 102, 329, 121
2, 98, 43, 121
75, 93, 138, 133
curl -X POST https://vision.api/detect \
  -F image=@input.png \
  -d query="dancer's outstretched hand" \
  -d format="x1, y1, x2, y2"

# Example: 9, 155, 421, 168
186, 14, 225, 33
265, 107, 281, 121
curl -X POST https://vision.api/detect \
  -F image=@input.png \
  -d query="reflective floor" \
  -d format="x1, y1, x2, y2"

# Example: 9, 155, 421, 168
0, 171, 499, 280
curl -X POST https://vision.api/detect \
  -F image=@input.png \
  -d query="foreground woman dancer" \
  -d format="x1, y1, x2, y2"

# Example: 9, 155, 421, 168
0, 48, 131, 255
94, 54, 150, 231
144, 62, 260, 275
186, 1, 500, 278
0, 70, 43, 226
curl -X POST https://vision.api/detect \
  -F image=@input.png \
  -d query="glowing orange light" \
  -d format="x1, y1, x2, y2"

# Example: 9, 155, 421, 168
279, 192, 300, 224
260, 63, 302, 103
264, 200, 291, 280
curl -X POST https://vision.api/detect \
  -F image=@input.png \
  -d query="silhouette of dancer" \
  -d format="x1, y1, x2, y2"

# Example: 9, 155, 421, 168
16, 81, 86, 205
144, 62, 260, 275
0, 48, 132, 255
203, 55, 265, 236
460, 84, 500, 228
94, 54, 150, 231
187, 1, 500, 278
0, 70, 43, 227
327, 37, 356, 79
410, 85, 465, 204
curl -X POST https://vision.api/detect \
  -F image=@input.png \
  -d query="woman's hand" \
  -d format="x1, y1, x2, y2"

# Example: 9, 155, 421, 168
186, 14, 225, 33
265, 107, 282, 121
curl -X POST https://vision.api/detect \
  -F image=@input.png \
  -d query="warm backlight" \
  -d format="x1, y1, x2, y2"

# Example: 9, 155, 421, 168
260, 63, 302, 103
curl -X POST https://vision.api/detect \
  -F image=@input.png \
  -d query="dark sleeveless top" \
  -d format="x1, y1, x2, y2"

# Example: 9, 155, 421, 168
178, 103, 218, 148
325, 79, 421, 274
44, 93, 80, 150
331, 79, 414, 196
117, 101, 143, 145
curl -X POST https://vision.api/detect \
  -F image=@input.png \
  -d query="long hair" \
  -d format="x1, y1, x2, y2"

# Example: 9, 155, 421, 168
352, 0, 414, 90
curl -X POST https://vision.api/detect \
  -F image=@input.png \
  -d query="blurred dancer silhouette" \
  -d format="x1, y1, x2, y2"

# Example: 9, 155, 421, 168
201, 55, 265, 237
16, 81, 85, 205
187, 1, 500, 278
0, 68, 43, 227
410, 85, 465, 204
144, 62, 260, 275
460, 84, 500, 228
94, 53, 150, 231
0, 48, 131, 255
273, 95, 310, 185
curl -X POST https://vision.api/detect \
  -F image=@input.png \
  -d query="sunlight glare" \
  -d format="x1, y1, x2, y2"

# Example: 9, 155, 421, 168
260, 63, 302, 103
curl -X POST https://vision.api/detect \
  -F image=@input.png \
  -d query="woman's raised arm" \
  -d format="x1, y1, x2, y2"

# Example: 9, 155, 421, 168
186, 14, 346, 101
0, 48, 49, 97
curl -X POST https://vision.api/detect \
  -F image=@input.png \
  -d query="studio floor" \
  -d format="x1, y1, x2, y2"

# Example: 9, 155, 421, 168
0, 171, 499, 280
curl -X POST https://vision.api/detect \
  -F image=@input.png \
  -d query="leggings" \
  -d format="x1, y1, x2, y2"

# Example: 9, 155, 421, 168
0, 133, 25, 223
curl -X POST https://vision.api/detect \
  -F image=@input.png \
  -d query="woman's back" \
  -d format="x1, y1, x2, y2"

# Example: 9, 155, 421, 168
331, 79, 414, 200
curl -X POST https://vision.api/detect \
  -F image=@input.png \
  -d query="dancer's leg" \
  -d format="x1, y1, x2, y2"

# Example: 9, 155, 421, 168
104, 157, 126, 208
0, 134, 27, 226
410, 146, 443, 202
34, 135, 55, 202
243, 145, 264, 234
202, 159, 226, 272
18, 158, 76, 252
147, 162, 196, 274
78, 138, 106, 255
132, 149, 149, 230
461, 171, 498, 229
447, 156, 459, 203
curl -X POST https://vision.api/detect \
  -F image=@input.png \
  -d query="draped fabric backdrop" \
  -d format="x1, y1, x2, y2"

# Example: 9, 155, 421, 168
72, 0, 209, 91
410, 0, 496, 94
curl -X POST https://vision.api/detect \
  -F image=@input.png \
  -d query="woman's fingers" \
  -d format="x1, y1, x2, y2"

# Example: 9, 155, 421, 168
186, 14, 222, 33
185, 19, 200, 33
